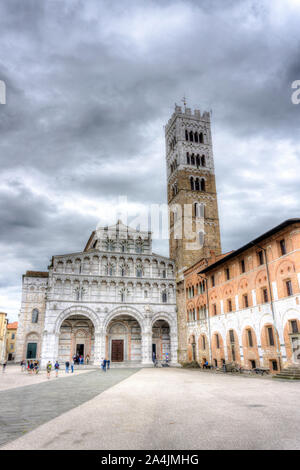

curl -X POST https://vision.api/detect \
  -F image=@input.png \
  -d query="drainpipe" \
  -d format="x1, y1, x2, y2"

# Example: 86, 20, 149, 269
198, 274, 212, 365
251, 242, 282, 371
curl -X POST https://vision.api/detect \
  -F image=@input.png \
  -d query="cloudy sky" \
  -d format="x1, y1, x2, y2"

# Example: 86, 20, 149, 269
1, 0, 300, 321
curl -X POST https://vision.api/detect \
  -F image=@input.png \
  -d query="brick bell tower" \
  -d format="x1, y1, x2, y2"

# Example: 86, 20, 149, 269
165, 103, 221, 362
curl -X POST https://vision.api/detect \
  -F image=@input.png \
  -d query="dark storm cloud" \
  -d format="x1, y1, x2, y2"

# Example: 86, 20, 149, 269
0, 0, 300, 318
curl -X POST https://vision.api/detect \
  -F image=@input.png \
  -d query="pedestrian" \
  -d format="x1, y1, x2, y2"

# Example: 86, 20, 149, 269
54, 360, 59, 377
30, 361, 34, 375
2, 360, 7, 373
21, 359, 26, 372
86, 355, 89, 365
71, 360, 74, 373
152, 351, 156, 364
34, 361, 39, 374
65, 360, 70, 373
46, 361, 52, 379
107, 359, 110, 370
102, 358, 107, 372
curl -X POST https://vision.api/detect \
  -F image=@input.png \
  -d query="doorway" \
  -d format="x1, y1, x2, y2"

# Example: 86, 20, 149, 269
26, 342, 37, 359
76, 344, 84, 356
152, 343, 156, 359
111, 339, 124, 362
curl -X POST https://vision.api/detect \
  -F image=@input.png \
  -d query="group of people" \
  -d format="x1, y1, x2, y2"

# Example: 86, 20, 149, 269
46, 359, 77, 378
19, 359, 40, 374
72, 354, 90, 365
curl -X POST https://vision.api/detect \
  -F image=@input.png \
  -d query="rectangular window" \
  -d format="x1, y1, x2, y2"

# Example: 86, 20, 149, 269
286, 280, 293, 297
225, 268, 230, 280
258, 250, 264, 265
229, 330, 235, 343
267, 327, 275, 346
240, 259, 245, 273
243, 294, 249, 308
291, 320, 299, 334
262, 288, 268, 303
228, 299, 232, 312
247, 329, 253, 347
279, 239, 287, 256
213, 304, 217, 316
211, 275, 215, 287
11, 333, 15, 340
232, 345, 236, 362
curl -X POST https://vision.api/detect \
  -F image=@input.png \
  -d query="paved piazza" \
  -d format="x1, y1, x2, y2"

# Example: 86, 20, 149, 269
1, 367, 300, 450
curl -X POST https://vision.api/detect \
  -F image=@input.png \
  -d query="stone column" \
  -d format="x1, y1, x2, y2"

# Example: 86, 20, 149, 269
94, 329, 104, 365
40, 331, 59, 368
141, 329, 152, 365
170, 326, 179, 365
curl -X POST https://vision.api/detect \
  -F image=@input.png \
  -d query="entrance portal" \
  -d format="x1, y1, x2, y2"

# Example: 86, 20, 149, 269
58, 314, 95, 364
111, 339, 124, 362
106, 314, 142, 363
152, 319, 171, 361
76, 344, 84, 357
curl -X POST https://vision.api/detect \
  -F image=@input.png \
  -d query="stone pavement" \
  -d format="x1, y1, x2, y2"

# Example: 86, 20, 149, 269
0, 368, 139, 447
1, 367, 300, 450
0, 364, 91, 392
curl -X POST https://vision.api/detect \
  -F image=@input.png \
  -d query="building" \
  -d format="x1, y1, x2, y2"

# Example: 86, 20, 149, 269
184, 219, 300, 371
0, 312, 8, 362
16, 221, 178, 367
165, 104, 221, 362
6, 322, 18, 361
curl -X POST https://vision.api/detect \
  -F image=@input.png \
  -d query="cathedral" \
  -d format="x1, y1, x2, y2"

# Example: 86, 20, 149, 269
16, 102, 300, 372
15, 103, 220, 367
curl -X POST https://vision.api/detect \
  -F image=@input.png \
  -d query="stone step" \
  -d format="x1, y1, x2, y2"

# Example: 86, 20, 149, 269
273, 365, 300, 380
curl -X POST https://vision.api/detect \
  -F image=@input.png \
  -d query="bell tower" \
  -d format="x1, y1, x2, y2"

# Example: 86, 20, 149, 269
165, 103, 221, 362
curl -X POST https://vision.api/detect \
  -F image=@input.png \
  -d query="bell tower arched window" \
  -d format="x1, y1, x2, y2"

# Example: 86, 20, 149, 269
31, 309, 39, 323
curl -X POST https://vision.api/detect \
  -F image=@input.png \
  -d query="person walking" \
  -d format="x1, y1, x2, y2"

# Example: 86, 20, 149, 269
54, 361, 60, 377
21, 359, 26, 372
29, 361, 34, 375
107, 359, 110, 370
2, 360, 7, 373
102, 358, 107, 372
71, 360, 74, 373
65, 360, 70, 373
46, 361, 52, 379
34, 361, 39, 374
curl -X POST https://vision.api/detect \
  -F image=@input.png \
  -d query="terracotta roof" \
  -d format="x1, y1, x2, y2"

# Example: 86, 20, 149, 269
25, 271, 49, 278
7, 322, 18, 329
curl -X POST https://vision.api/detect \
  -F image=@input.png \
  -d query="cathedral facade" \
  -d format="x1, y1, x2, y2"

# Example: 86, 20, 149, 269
16, 221, 178, 367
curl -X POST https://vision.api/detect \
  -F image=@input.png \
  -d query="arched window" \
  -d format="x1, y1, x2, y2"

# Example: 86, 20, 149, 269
189, 131, 194, 142
31, 309, 39, 323
185, 130, 188, 141
191, 154, 195, 165
162, 291, 167, 303
199, 133, 204, 143
190, 177, 194, 191
194, 132, 198, 142
195, 178, 200, 191
186, 152, 190, 164
136, 265, 143, 278
201, 155, 205, 166
194, 202, 205, 218
200, 178, 205, 191
196, 155, 200, 167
